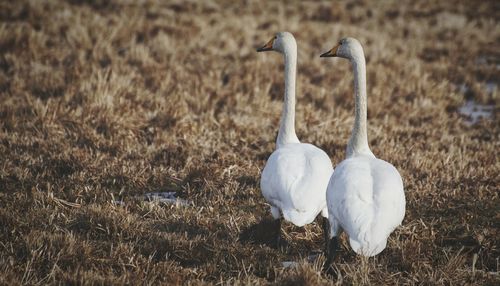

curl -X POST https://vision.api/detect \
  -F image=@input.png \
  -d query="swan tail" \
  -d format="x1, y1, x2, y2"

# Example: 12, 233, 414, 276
349, 237, 387, 257
282, 209, 315, 227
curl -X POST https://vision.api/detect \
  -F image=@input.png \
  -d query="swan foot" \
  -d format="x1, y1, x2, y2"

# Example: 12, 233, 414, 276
323, 263, 339, 278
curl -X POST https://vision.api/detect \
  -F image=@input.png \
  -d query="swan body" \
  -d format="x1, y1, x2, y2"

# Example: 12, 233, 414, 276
257, 32, 334, 231
261, 143, 333, 226
321, 37, 405, 258
327, 155, 405, 256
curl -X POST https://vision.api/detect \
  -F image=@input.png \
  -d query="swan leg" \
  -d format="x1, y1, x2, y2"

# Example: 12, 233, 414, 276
276, 218, 283, 248
323, 236, 340, 275
272, 218, 287, 250
322, 217, 330, 253
269, 206, 286, 249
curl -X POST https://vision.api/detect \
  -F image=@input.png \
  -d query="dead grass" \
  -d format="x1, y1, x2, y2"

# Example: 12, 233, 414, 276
0, 0, 499, 284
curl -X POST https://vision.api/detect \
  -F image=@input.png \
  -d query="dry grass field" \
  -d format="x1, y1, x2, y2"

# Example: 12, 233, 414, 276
0, 0, 499, 284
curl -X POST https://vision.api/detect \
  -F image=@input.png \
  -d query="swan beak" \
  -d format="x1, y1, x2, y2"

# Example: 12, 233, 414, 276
257, 37, 275, 52
320, 44, 340, 57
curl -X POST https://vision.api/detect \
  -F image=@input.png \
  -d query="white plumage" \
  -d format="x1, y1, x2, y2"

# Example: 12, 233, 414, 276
257, 32, 334, 235
327, 155, 405, 256
320, 37, 405, 259
261, 143, 333, 227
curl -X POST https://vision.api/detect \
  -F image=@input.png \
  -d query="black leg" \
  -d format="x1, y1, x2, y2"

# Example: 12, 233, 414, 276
272, 218, 284, 249
322, 217, 330, 253
323, 236, 339, 275
275, 218, 290, 250
276, 218, 282, 247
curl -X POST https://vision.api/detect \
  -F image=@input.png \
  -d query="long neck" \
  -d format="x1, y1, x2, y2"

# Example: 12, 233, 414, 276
346, 50, 372, 157
276, 47, 300, 148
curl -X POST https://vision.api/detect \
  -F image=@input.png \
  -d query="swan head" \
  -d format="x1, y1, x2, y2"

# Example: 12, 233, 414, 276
256, 32, 296, 54
320, 37, 364, 60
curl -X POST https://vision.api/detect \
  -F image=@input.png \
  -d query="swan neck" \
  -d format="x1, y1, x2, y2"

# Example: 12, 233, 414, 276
277, 48, 299, 148
347, 51, 371, 157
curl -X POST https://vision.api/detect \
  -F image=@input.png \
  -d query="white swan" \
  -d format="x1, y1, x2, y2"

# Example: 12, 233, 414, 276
320, 38, 406, 262
257, 32, 334, 247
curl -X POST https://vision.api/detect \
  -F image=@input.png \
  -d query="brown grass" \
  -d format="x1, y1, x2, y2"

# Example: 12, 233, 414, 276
0, 0, 499, 284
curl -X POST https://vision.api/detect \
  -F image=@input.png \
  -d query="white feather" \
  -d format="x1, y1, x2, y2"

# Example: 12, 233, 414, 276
262, 143, 334, 226
327, 156, 405, 256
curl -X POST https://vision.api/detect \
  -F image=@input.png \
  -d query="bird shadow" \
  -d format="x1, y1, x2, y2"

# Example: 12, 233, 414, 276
239, 217, 280, 248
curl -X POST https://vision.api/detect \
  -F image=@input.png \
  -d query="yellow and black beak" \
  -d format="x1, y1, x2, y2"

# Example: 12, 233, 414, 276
320, 44, 340, 57
257, 37, 275, 52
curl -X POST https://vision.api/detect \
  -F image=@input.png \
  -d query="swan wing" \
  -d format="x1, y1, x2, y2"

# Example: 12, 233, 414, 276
328, 157, 374, 243
370, 159, 406, 238
261, 145, 304, 209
